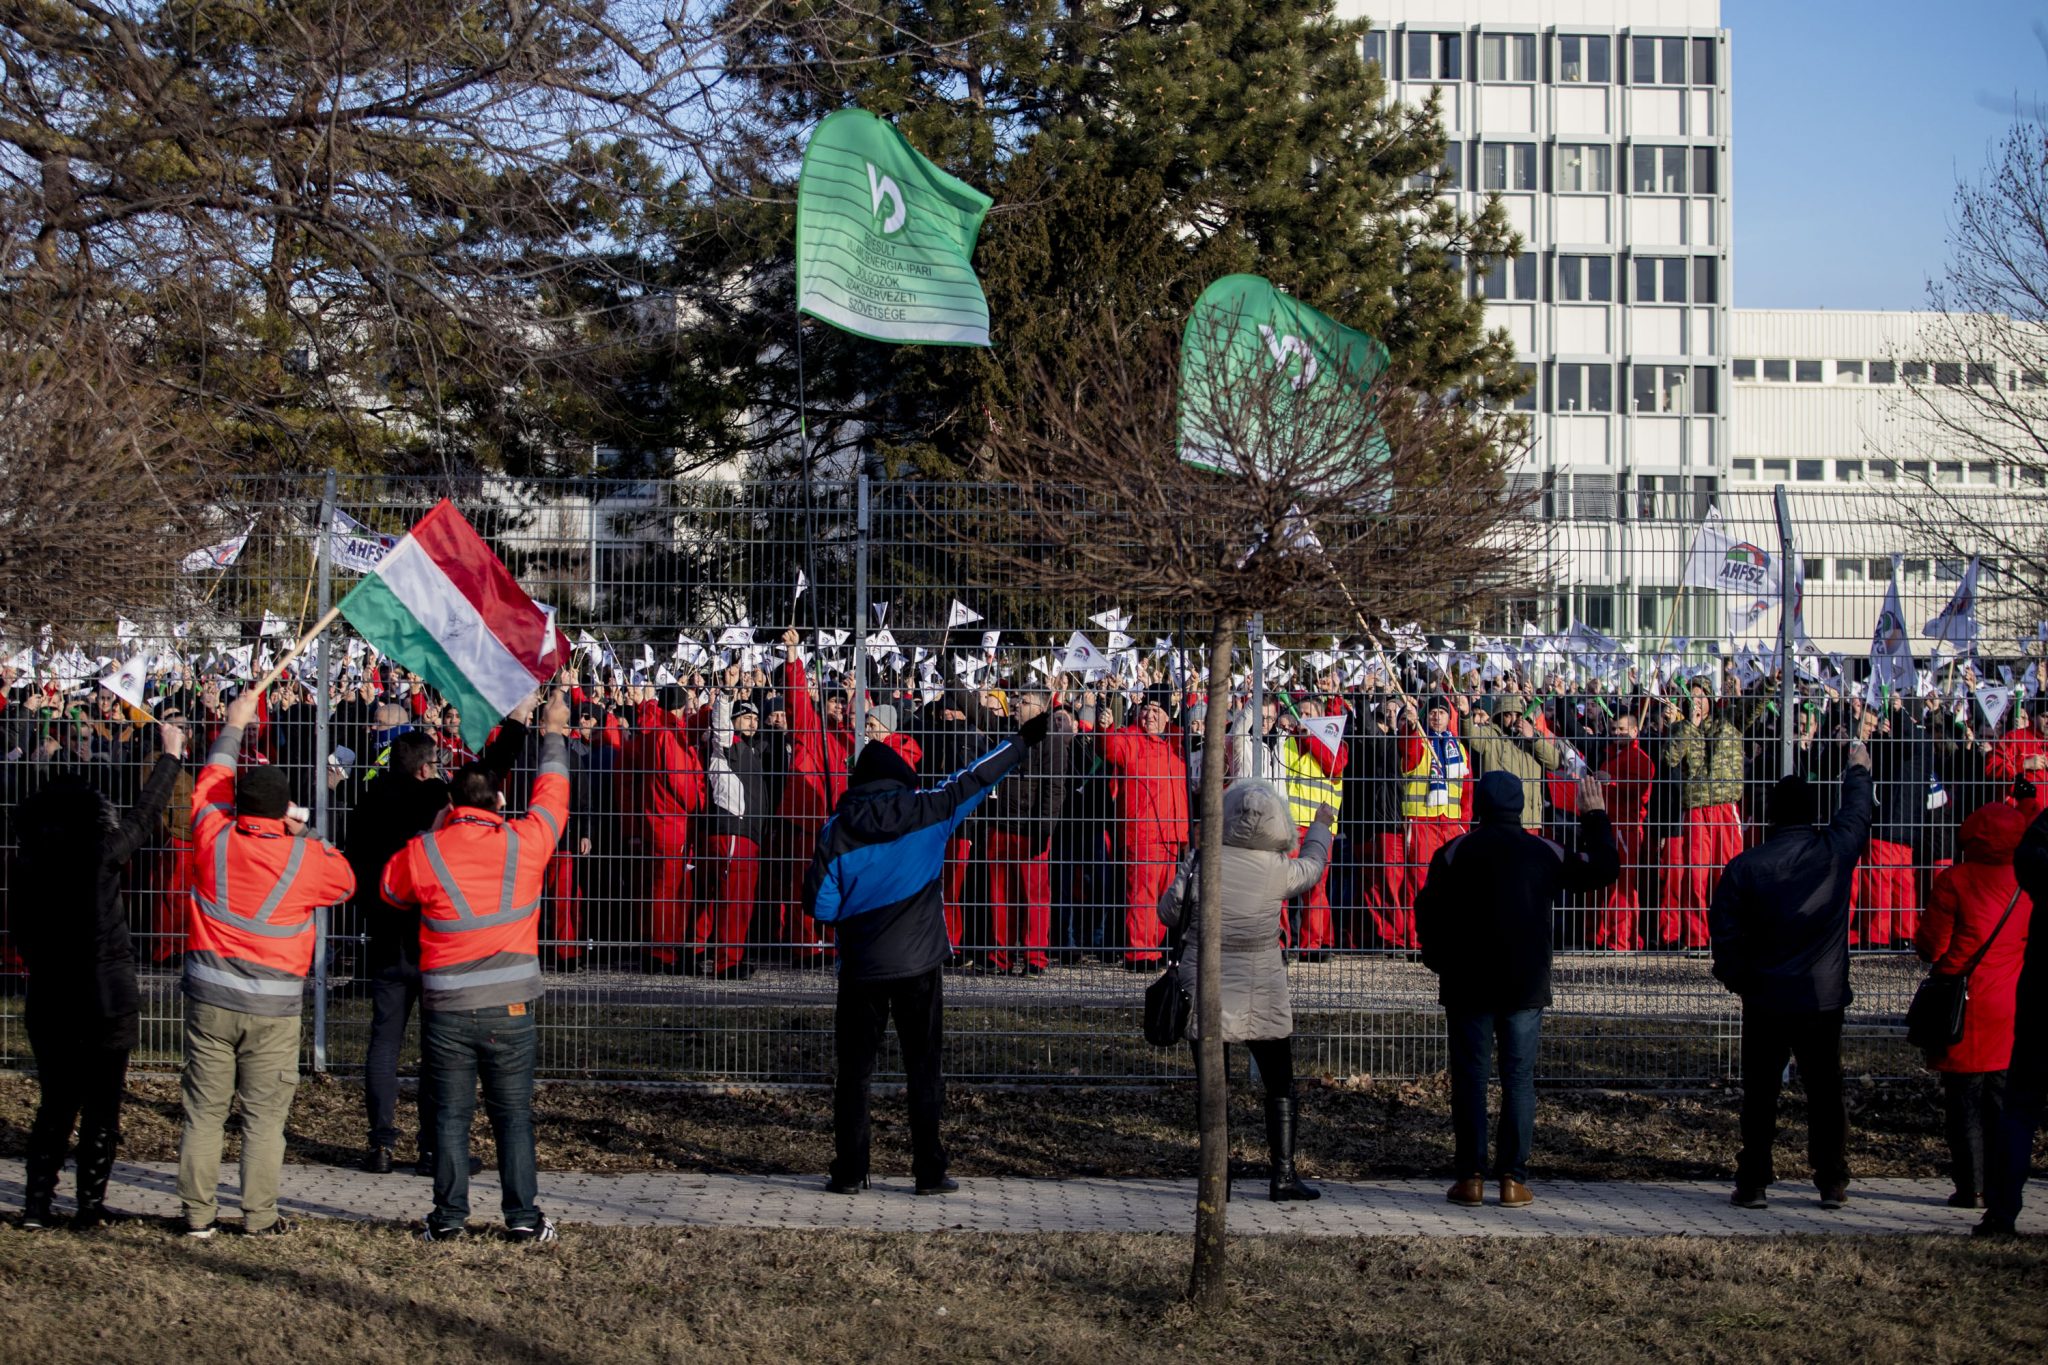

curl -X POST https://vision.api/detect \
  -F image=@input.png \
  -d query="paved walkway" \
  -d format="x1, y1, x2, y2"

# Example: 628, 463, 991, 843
3, 1161, 2040, 1237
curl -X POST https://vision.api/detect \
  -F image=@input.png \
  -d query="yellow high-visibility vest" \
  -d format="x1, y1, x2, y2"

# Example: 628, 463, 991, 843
1400, 734, 1467, 819
1280, 735, 1342, 827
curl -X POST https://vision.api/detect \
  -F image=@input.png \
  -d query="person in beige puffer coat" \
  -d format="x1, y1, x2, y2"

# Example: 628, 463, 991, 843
1159, 779, 1335, 1201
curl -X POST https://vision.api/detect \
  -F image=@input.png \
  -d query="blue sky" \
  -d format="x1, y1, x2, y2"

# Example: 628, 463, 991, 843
1727, 0, 2045, 310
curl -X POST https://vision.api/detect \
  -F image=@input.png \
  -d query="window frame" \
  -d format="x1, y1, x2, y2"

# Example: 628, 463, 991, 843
1555, 143, 1613, 193
1557, 33, 1611, 84
1555, 361, 1614, 413
1480, 141, 1539, 191
1557, 253, 1614, 303
1478, 31, 1537, 83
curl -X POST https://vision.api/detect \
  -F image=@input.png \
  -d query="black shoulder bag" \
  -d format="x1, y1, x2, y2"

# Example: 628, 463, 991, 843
1905, 887, 2024, 1058
1143, 856, 1196, 1047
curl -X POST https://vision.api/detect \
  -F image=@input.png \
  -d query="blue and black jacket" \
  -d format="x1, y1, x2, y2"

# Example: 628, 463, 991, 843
803, 735, 1026, 982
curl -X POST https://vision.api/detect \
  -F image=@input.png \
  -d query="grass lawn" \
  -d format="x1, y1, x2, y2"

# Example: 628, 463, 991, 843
0, 1221, 2041, 1363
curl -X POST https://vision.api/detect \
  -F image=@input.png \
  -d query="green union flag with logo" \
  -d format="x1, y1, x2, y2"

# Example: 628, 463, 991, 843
796, 108, 993, 347
1178, 274, 1389, 474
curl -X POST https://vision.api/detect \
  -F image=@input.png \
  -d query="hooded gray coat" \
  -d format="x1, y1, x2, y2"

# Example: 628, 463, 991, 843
1157, 780, 1333, 1041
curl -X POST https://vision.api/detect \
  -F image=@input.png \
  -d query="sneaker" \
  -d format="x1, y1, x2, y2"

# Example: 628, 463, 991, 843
1731, 1186, 1769, 1210
1818, 1184, 1850, 1210
417, 1223, 466, 1243
177, 1218, 219, 1240
505, 1217, 558, 1245
16, 1204, 58, 1231
242, 1217, 296, 1238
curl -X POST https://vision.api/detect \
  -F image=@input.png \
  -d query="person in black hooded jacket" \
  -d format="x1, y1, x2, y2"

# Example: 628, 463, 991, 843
804, 710, 1049, 1195
1416, 767, 1618, 1210
1709, 741, 1874, 1211
12, 718, 185, 1229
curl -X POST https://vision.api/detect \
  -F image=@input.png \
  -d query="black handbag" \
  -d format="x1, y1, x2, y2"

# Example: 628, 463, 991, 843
1905, 888, 2023, 1057
1143, 858, 1196, 1047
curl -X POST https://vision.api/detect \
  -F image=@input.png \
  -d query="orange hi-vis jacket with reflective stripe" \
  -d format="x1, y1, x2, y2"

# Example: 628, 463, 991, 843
381, 734, 569, 1012
185, 726, 358, 1016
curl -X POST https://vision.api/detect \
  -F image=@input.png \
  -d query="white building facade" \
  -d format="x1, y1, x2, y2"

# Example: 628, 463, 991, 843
1337, 0, 1734, 639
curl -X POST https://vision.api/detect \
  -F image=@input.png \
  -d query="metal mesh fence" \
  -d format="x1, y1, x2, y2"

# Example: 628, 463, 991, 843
0, 476, 2035, 1085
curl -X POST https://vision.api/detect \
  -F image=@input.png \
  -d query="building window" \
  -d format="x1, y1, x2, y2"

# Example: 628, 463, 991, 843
1558, 34, 1611, 83
1835, 559, 1864, 582
1870, 360, 1897, 384
1796, 360, 1823, 383
1732, 358, 1757, 380
1867, 557, 1893, 580
1693, 257, 1719, 304
1631, 145, 1689, 194
1692, 37, 1717, 86
1796, 459, 1824, 481
1364, 31, 1388, 74
1967, 363, 1997, 386
1869, 459, 1897, 481
1732, 458, 1757, 480
1936, 362, 1964, 385
1512, 362, 1538, 412
1479, 32, 1536, 82
1558, 254, 1613, 302
1477, 252, 1538, 300
1481, 142, 1537, 190
1634, 255, 1688, 303
2022, 369, 2047, 390
1406, 31, 1463, 81
1802, 557, 1826, 582
1762, 358, 1791, 382
2022, 466, 2048, 488
1630, 35, 1687, 86
1692, 366, 1719, 414
1556, 144, 1612, 192
1936, 461, 1964, 485
1692, 146, 1719, 194
1631, 364, 1692, 414
1904, 459, 1930, 479
1834, 360, 1865, 383
1556, 363, 1613, 412
1904, 361, 1930, 382
1762, 458, 1791, 481
1901, 559, 1931, 585
1837, 459, 1864, 481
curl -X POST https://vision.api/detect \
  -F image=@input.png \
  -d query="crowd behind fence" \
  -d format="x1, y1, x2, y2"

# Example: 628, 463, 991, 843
1, 477, 2040, 1086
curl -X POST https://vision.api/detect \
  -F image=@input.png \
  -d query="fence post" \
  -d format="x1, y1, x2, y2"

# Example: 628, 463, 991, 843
1772, 483, 1798, 779
1248, 613, 1265, 781
312, 470, 336, 1073
850, 475, 870, 753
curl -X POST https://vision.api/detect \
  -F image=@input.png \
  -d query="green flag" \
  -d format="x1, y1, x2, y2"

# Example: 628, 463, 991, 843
795, 108, 993, 347
1178, 274, 1389, 475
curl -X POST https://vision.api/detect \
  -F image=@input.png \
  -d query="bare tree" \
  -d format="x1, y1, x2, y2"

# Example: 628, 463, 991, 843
1891, 77, 2048, 633
926, 309, 1534, 1306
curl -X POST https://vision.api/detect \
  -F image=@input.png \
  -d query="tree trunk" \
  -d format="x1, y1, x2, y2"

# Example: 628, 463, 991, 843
1188, 610, 1237, 1307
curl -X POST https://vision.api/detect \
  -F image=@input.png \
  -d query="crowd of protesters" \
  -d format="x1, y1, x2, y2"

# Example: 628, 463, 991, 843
4, 624, 2046, 1238
4, 638, 2048, 984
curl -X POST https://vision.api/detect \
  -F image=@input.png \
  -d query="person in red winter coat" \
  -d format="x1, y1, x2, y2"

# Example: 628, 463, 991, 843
1595, 713, 1656, 950
1099, 694, 1188, 967
622, 685, 707, 972
775, 631, 852, 962
1916, 803, 2035, 1207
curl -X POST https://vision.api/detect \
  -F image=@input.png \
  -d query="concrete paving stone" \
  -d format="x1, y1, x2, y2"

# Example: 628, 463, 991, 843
1, 1160, 2042, 1237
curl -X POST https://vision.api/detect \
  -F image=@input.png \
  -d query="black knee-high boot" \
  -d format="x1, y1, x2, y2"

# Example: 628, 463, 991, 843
20, 1117, 67, 1229
71, 1123, 123, 1229
1265, 1094, 1321, 1202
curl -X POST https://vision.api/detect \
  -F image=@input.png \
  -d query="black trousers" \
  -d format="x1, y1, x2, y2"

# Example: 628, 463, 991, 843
1188, 1037, 1295, 1101
1737, 1006, 1848, 1190
363, 957, 435, 1153
26, 1018, 130, 1195
832, 967, 946, 1186
1940, 1070, 2007, 1200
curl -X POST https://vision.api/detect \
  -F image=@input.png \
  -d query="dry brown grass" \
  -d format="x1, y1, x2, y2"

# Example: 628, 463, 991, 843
0, 1221, 2041, 1364
5, 1071, 2036, 1184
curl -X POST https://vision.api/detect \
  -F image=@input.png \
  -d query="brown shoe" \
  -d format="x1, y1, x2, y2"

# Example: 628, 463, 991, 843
1499, 1178, 1534, 1208
1445, 1177, 1485, 1207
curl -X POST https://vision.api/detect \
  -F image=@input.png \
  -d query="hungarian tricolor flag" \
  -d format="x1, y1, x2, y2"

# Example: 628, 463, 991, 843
338, 500, 564, 749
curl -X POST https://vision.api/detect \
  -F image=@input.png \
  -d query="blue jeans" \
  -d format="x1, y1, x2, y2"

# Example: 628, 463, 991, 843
422, 1004, 540, 1232
1446, 1008, 1543, 1182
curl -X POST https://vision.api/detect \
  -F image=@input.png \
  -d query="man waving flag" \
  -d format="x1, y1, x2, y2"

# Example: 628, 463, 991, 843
338, 500, 565, 750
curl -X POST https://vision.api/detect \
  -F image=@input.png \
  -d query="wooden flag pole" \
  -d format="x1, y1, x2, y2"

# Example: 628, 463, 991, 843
250, 606, 342, 695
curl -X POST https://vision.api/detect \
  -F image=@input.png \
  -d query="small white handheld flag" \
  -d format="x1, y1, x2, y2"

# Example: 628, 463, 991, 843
1924, 557, 1981, 651
1979, 685, 2015, 732
794, 570, 808, 604
180, 522, 255, 574
100, 655, 150, 711
1060, 630, 1110, 677
261, 611, 292, 639
1090, 607, 1131, 632
947, 599, 983, 629
1299, 712, 1348, 754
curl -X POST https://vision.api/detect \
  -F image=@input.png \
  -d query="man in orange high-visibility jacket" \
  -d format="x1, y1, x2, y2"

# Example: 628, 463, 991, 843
383, 686, 570, 1243
176, 686, 357, 1238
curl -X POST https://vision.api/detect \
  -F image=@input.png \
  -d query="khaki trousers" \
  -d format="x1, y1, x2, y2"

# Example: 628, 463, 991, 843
176, 1000, 301, 1231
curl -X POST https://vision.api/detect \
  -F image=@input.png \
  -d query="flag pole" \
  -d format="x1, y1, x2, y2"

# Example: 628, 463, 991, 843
250, 606, 341, 695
